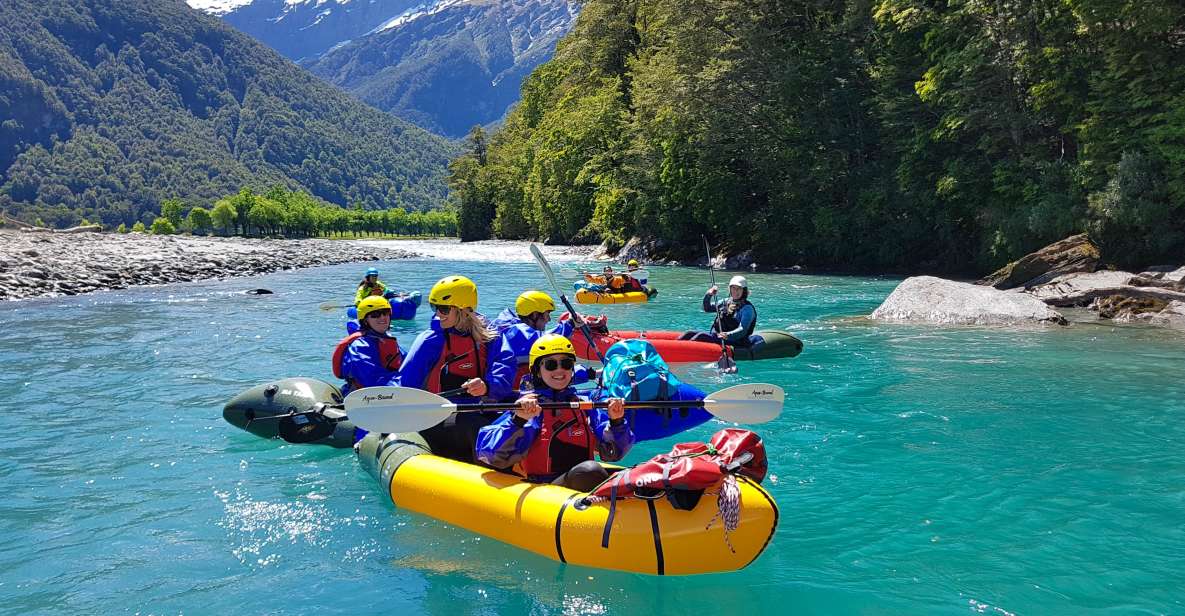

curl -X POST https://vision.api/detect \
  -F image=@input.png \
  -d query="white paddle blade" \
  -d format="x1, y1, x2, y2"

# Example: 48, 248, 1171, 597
704, 383, 784, 424
344, 386, 456, 433
530, 244, 561, 291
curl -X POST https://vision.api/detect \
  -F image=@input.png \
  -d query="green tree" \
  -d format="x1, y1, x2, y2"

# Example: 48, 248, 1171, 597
150, 218, 175, 235
248, 197, 285, 235
211, 200, 237, 235
160, 198, 185, 230
451, 126, 494, 241
187, 206, 213, 235
116, 223, 128, 233
131, 221, 146, 233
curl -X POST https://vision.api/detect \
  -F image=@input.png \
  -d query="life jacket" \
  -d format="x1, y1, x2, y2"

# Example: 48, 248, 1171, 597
332, 331, 402, 388
516, 390, 598, 478
426, 330, 486, 392
713, 298, 757, 345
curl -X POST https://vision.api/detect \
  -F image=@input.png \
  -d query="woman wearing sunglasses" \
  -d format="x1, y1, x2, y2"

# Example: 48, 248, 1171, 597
332, 296, 403, 396
400, 275, 515, 461
475, 335, 633, 491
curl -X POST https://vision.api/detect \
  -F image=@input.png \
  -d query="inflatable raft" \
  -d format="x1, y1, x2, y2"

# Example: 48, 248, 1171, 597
356, 432, 778, 575
573, 329, 803, 364
574, 288, 654, 304
223, 378, 357, 448
346, 291, 421, 333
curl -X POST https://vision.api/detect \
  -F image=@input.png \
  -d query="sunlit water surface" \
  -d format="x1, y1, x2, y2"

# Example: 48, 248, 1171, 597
2, 241, 1183, 615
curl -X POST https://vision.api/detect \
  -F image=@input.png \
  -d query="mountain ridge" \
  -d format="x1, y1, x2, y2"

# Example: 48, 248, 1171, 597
0, 0, 458, 227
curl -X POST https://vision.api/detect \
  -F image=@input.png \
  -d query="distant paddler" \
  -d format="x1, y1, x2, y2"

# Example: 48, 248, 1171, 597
679, 275, 758, 347
355, 267, 388, 305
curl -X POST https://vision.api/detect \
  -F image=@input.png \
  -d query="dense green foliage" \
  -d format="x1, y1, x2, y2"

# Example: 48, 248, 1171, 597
454, 0, 1185, 272
0, 0, 459, 230
198, 186, 455, 237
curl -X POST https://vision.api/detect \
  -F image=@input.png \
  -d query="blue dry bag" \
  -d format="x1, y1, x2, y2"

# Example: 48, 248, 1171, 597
600, 339, 682, 401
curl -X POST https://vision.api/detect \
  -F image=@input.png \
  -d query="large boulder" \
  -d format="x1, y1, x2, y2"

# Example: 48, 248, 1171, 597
871, 276, 1067, 325
979, 234, 1100, 289
1025, 270, 1134, 303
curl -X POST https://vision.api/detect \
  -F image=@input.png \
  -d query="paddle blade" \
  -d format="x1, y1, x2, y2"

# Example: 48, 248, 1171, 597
530, 243, 561, 292
703, 383, 784, 424
344, 386, 457, 433
319, 300, 352, 311
716, 354, 738, 374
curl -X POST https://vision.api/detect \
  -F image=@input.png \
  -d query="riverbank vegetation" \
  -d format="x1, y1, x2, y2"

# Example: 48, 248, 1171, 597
101, 186, 457, 238
451, 0, 1185, 273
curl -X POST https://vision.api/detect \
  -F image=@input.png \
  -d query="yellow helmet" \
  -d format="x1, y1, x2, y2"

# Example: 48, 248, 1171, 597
357, 295, 392, 320
529, 334, 576, 370
628, 259, 639, 267
515, 290, 555, 317
428, 275, 478, 310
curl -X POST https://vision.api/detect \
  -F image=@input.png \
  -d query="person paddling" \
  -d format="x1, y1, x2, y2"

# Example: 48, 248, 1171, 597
623, 259, 645, 292
583, 266, 626, 293
400, 275, 514, 461
355, 267, 387, 305
475, 335, 632, 491
491, 290, 601, 389
679, 275, 758, 347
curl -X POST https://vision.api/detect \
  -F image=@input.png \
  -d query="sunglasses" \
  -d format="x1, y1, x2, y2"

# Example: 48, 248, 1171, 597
541, 358, 575, 371
365, 309, 391, 319
431, 304, 454, 315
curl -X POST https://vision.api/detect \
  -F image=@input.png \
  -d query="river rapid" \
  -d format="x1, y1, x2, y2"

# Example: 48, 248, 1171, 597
1, 240, 1182, 615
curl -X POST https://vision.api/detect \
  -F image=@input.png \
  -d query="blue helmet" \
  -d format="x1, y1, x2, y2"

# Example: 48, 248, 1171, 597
365, 267, 379, 277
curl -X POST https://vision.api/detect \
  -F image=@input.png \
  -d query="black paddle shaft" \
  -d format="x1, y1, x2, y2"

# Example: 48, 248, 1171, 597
558, 292, 607, 364
451, 399, 706, 412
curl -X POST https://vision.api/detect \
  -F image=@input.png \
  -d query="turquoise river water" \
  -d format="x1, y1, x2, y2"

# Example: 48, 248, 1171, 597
2, 245, 1183, 615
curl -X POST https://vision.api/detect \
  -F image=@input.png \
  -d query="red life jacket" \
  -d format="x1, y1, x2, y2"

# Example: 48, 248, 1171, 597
426, 331, 486, 393
332, 331, 402, 388
517, 395, 599, 477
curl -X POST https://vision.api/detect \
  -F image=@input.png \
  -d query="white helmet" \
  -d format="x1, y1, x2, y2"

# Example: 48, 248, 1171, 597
729, 275, 748, 288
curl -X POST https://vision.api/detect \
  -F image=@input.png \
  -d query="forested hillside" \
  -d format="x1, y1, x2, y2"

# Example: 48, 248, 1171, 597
306, 0, 579, 137
453, 0, 1185, 272
0, 0, 458, 228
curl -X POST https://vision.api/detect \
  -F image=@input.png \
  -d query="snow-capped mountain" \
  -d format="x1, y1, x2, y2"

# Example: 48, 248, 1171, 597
306, 0, 580, 137
188, 0, 426, 61
189, 0, 581, 137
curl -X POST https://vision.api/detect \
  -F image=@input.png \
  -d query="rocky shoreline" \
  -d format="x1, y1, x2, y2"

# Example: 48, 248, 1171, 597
869, 235, 1185, 329
0, 230, 418, 301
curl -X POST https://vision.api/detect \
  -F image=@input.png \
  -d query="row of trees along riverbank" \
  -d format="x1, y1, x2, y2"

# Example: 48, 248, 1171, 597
450, 0, 1185, 274
3, 187, 457, 238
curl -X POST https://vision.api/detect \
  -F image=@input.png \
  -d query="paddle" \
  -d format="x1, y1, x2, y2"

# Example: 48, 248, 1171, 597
530, 244, 607, 364
345, 383, 785, 434
264, 387, 468, 443
703, 236, 738, 373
